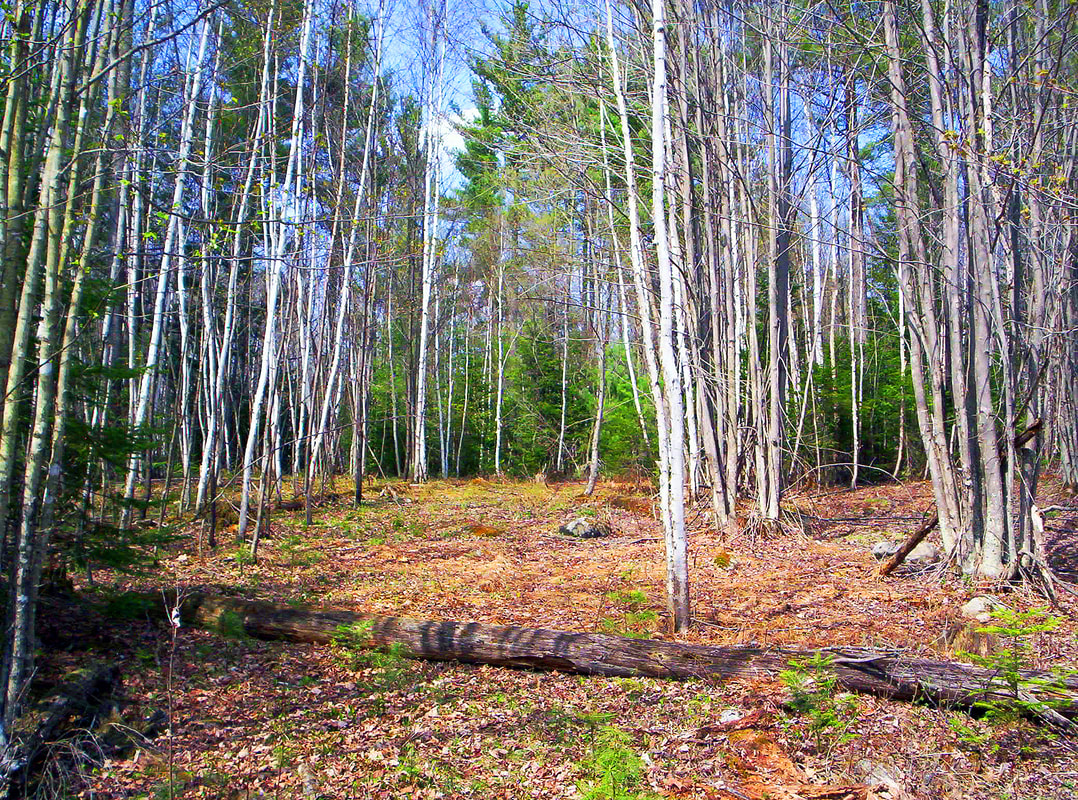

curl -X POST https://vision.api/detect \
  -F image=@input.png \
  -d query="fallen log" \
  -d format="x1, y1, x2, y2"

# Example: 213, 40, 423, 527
159, 592, 1078, 719
1, 664, 122, 798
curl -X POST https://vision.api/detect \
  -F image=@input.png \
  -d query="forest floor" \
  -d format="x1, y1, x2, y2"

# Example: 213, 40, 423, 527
38, 475, 1078, 799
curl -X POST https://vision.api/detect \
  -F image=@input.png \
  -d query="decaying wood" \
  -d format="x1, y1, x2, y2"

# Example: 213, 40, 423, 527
161, 593, 1078, 718
878, 512, 939, 577
0, 664, 121, 798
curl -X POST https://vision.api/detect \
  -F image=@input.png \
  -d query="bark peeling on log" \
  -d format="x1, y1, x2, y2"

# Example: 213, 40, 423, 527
156, 592, 1078, 718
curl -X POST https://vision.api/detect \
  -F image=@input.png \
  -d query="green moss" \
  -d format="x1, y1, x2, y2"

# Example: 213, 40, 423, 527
216, 609, 249, 639
102, 593, 157, 621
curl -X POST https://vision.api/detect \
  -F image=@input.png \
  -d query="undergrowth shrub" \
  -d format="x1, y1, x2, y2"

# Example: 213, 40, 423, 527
780, 652, 859, 754
232, 547, 255, 566
600, 590, 657, 639
279, 534, 321, 567
576, 725, 656, 800
101, 592, 157, 621
332, 622, 414, 690
951, 607, 1073, 754
216, 609, 249, 640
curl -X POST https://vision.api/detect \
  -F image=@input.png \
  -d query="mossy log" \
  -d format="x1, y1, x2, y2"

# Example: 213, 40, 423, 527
156, 592, 1078, 720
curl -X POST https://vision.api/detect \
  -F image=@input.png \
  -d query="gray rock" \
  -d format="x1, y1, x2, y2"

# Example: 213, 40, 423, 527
871, 540, 940, 566
855, 759, 907, 798
718, 708, 742, 724
907, 541, 941, 564
960, 596, 999, 623
872, 541, 901, 559
558, 518, 613, 539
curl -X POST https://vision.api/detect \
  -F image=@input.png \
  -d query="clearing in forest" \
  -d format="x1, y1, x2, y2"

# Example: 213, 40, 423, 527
42, 477, 1078, 799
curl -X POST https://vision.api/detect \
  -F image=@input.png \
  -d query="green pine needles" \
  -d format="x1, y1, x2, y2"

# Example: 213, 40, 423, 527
779, 652, 860, 754
957, 607, 1074, 741
576, 725, 657, 800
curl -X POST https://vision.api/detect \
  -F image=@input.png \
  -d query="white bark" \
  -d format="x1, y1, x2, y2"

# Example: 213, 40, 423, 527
240, 0, 314, 545
411, 0, 447, 482
604, 0, 668, 533
121, 20, 211, 525
308, 4, 385, 479
600, 101, 649, 447
650, 0, 689, 632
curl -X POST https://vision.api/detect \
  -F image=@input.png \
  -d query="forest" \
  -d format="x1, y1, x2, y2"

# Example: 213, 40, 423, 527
0, 0, 1077, 796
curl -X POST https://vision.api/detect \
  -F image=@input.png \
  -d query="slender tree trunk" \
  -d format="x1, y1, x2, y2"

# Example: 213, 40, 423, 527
411, 0, 446, 482
651, 0, 689, 632
605, 0, 668, 536
0, 7, 71, 565
493, 253, 506, 475
0, 0, 32, 399
761, 28, 791, 523
884, 0, 965, 555
239, 1, 313, 544
846, 76, 862, 489
556, 298, 569, 473
600, 102, 649, 449
309, 6, 384, 481
122, 20, 211, 526
585, 234, 607, 496
2, 0, 91, 728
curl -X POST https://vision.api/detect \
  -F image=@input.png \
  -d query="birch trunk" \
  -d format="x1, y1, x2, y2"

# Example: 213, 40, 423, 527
604, 0, 668, 535
121, 20, 211, 526
846, 76, 862, 489
651, 0, 689, 631
600, 101, 649, 449
556, 295, 569, 474
585, 221, 607, 497
411, 0, 446, 482
309, 5, 385, 481
239, 1, 314, 544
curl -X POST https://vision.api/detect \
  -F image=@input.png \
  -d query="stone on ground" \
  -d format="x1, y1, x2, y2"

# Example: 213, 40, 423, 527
871, 539, 941, 566
558, 518, 613, 539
